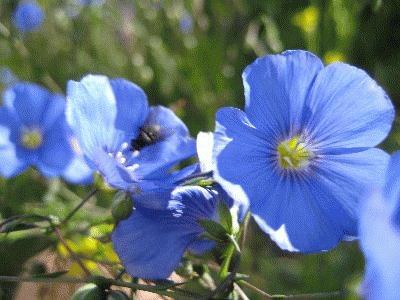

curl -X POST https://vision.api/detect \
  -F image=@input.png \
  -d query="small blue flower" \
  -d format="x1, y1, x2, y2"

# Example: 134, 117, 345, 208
213, 50, 394, 252
78, 0, 106, 6
66, 75, 196, 192
112, 185, 229, 279
13, 1, 44, 33
0, 82, 93, 183
360, 152, 400, 300
180, 13, 193, 34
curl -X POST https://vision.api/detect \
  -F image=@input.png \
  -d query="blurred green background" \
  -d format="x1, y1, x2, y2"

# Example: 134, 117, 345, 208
1, 0, 400, 299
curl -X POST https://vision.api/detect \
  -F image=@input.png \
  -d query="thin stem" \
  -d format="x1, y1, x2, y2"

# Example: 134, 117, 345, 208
238, 280, 344, 299
234, 282, 250, 300
0, 276, 191, 299
60, 188, 98, 226
0, 276, 85, 284
238, 280, 272, 299
54, 227, 91, 278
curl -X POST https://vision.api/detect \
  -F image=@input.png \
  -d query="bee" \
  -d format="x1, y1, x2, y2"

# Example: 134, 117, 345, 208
131, 124, 163, 151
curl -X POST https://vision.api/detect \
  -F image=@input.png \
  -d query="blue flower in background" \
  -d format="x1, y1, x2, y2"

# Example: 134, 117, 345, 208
13, 1, 44, 32
66, 75, 196, 192
213, 50, 394, 252
0, 82, 93, 184
112, 185, 230, 279
180, 13, 193, 34
360, 152, 400, 300
78, 0, 106, 6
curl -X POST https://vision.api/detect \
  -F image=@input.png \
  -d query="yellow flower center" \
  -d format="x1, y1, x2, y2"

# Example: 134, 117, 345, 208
277, 135, 312, 170
21, 128, 43, 150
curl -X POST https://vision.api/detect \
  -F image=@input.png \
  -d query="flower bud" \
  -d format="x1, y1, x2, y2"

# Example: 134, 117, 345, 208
70, 283, 103, 300
107, 290, 131, 300
111, 191, 133, 221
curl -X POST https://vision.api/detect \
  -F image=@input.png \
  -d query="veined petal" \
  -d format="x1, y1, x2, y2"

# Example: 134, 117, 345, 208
66, 75, 119, 161
132, 134, 195, 180
252, 148, 388, 252
213, 107, 271, 209
305, 62, 394, 150
112, 186, 218, 279
243, 50, 323, 138
110, 78, 149, 141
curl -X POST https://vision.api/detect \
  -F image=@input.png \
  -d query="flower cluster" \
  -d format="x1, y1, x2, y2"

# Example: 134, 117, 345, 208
0, 50, 397, 295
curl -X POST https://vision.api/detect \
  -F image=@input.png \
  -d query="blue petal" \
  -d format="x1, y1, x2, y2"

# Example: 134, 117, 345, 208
61, 153, 94, 185
13, 1, 44, 32
95, 149, 135, 190
243, 50, 324, 138
0, 108, 28, 176
112, 186, 218, 279
360, 188, 400, 300
213, 107, 271, 209
66, 75, 120, 161
36, 119, 74, 177
305, 63, 394, 150
383, 151, 400, 209
3, 83, 55, 128
252, 148, 389, 252
110, 78, 149, 141
40, 94, 66, 131
0, 144, 27, 177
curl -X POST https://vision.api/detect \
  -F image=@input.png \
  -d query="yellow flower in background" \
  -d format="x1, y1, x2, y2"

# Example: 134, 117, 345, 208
324, 50, 346, 64
292, 6, 319, 33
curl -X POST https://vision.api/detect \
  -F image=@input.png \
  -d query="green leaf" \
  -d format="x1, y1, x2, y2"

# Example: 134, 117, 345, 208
198, 219, 228, 242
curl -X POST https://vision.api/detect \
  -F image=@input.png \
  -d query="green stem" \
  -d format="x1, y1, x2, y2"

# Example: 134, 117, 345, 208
60, 188, 98, 226
0, 276, 191, 299
238, 280, 344, 299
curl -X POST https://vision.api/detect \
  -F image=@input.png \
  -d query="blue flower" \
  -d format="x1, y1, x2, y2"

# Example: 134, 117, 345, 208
66, 75, 196, 192
0, 82, 93, 183
360, 152, 400, 300
213, 50, 394, 252
13, 1, 44, 33
180, 13, 193, 34
112, 185, 229, 279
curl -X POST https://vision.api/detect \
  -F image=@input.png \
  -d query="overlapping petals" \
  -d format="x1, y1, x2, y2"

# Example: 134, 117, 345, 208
112, 186, 224, 279
66, 75, 196, 192
213, 50, 394, 252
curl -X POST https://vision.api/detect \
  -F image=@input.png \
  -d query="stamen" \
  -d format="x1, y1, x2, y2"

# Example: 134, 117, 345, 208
20, 128, 43, 150
277, 135, 313, 170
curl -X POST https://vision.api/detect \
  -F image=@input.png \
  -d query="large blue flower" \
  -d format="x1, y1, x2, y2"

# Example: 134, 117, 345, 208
13, 1, 44, 33
213, 50, 394, 252
66, 75, 196, 192
359, 152, 400, 300
112, 185, 229, 279
0, 82, 92, 183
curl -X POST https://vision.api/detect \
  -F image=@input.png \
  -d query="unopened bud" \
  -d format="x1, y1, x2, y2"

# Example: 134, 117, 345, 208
111, 191, 133, 221
70, 283, 103, 300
